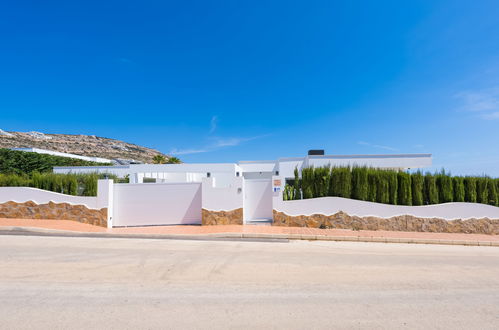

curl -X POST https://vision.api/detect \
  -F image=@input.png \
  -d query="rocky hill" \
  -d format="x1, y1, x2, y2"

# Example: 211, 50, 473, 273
0, 129, 169, 164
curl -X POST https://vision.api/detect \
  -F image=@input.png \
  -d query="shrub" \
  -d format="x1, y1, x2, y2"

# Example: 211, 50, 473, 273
0, 172, 116, 196
80, 173, 99, 196
283, 184, 297, 201
0, 173, 30, 186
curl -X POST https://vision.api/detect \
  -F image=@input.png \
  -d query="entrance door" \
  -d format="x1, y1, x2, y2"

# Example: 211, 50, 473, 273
244, 179, 273, 222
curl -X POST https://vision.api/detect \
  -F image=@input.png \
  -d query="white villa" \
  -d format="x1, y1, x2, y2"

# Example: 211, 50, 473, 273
4, 149, 499, 229
54, 150, 432, 187
50, 150, 433, 226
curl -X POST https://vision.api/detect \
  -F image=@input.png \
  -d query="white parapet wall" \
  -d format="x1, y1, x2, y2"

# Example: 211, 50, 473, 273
274, 196, 499, 220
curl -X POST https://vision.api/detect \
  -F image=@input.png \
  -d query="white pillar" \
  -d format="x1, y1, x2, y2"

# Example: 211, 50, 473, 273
97, 179, 114, 228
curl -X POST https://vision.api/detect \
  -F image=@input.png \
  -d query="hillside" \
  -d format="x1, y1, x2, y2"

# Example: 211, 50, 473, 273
0, 129, 169, 164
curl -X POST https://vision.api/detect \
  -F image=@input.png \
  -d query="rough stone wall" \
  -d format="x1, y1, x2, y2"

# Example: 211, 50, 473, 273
0, 201, 107, 227
202, 208, 243, 225
273, 210, 499, 235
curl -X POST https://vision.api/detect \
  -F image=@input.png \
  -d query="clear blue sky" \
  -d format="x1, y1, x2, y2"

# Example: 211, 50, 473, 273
1, 1, 499, 175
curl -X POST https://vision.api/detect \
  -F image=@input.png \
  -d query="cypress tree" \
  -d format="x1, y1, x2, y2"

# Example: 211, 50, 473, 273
82, 173, 98, 196
487, 178, 498, 206
314, 166, 330, 197
411, 172, 424, 206
293, 167, 301, 200
367, 170, 377, 202
376, 171, 390, 204
65, 175, 78, 196
351, 166, 368, 201
301, 167, 314, 199
388, 171, 398, 205
424, 173, 439, 205
330, 167, 351, 198
437, 170, 453, 203
464, 177, 477, 203
453, 176, 465, 202
397, 172, 412, 205
476, 177, 488, 204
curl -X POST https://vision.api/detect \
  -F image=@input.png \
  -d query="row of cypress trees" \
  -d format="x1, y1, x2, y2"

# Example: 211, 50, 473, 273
0, 172, 118, 196
283, 166, 499, 206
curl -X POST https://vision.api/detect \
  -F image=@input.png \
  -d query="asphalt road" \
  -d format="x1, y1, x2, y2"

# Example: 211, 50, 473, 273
1, 235, 498, 329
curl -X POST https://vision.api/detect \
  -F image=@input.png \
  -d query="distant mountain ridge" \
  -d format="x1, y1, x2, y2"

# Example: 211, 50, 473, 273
0, 130, 168, 164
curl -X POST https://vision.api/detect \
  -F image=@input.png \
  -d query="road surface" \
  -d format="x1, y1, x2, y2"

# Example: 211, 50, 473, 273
1, 235, 498, 329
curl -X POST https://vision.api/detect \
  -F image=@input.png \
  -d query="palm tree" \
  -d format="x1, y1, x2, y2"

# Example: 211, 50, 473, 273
152, 154, 167, 164
167, 156, 181, 164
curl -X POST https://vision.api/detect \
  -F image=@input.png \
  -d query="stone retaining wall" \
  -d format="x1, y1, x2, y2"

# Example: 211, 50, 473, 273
0, 201, 107, 227
273, 210, 499, 235
202, 208, 243, 225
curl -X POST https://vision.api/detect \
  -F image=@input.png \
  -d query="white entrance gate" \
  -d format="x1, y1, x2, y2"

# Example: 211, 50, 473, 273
244, 179, 273, 222
113, 183, 202, 226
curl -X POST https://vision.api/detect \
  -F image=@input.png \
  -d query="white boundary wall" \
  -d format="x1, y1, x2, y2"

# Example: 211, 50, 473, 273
0, 180, 114, 227
271, 175, 499, 220
273, 196, 499, 220
112, 182, 202, 226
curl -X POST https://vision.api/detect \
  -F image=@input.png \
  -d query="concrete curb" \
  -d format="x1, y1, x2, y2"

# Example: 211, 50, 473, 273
0, 226, 498, 247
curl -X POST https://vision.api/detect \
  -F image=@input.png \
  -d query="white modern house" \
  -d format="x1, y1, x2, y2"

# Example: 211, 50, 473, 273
3, 150, 499, 232
54, 150, 432, 186
50, 151, 433, 226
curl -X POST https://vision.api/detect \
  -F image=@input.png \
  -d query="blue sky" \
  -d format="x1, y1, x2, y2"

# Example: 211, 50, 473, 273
1, 1, 499, 175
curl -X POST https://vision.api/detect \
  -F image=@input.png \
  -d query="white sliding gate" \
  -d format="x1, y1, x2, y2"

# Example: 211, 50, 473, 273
113, 183, 202, 226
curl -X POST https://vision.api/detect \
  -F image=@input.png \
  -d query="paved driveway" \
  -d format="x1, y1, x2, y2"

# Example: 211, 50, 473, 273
1, 235, 498, 329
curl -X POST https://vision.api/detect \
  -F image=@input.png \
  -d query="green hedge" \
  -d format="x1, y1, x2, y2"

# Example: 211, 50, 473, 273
283, 166, 499, 207
0, 148, 111, 175
0, 172, 121, 196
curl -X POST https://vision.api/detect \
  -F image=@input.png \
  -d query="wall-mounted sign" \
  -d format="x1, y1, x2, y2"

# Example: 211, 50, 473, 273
273, 179, 282, 195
